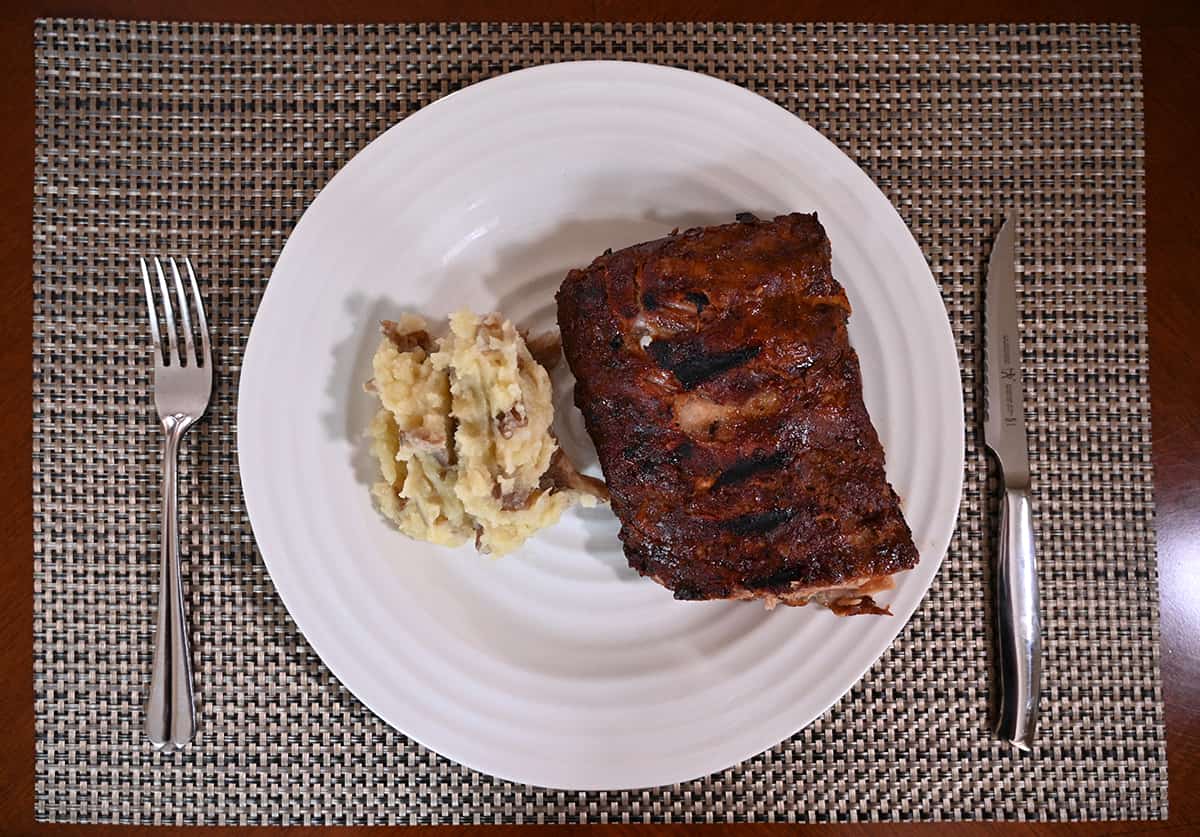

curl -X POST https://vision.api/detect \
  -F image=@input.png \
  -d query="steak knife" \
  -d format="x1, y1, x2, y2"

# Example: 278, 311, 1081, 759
983, 213, 1042, 751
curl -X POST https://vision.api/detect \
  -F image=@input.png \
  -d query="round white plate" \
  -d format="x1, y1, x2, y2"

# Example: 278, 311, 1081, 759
238, 62, 964, 790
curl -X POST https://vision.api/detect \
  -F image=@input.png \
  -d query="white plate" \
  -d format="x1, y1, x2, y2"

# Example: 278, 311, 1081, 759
238, 62, 964, 790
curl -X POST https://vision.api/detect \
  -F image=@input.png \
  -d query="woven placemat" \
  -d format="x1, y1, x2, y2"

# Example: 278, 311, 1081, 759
33, 19, 1164, 824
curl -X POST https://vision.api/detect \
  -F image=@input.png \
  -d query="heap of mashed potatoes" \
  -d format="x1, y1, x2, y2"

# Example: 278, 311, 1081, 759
366, 311, 606, 556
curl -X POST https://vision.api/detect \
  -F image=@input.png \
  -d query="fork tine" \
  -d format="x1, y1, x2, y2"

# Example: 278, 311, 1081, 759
139, 257, 163, 363
184, 257, 211, 369
169, 257, 195, 367
153, 257, 179, 366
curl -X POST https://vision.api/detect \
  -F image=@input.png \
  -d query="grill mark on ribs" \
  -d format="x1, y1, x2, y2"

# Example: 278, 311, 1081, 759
684, 291, 710, 313
720, 507, 796, 536
710, 449, 790, 491
646, 339, 761, 390
556, 212, 919, 615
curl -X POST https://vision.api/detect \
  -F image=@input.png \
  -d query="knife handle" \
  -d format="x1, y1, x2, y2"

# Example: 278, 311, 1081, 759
995, 487, 1042, 751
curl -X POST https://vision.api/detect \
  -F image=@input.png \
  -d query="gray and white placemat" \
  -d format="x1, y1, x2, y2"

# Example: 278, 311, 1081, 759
33, 20, 1164, 824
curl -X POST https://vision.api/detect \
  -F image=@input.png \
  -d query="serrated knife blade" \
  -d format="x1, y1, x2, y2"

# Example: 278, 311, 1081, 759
983, 213, 1042, 752
984, 215, 1031, 488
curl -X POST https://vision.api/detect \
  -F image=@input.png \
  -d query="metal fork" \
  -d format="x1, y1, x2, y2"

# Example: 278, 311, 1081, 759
138, 255, 212, 750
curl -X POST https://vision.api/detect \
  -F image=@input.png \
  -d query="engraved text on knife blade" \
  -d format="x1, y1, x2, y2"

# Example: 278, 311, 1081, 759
1001, 333, 1018, 427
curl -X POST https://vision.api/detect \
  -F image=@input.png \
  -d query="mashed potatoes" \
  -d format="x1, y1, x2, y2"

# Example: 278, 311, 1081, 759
367, 311, 605, 556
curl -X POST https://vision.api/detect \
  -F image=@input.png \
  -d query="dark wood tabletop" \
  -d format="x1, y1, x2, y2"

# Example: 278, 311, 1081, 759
2, 2, 1196, 835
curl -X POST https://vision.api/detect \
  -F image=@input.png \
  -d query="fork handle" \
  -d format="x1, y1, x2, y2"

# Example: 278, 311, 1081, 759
145, 414, 197, 749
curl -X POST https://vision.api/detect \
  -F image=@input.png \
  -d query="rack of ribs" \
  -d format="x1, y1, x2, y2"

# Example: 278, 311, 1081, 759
556, 212, 919, 615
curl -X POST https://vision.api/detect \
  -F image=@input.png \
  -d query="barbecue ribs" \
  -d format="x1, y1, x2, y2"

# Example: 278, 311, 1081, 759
556, 212, 918, 615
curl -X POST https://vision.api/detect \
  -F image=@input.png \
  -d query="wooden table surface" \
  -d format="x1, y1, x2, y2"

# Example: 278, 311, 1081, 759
2, 2, 1196, 835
